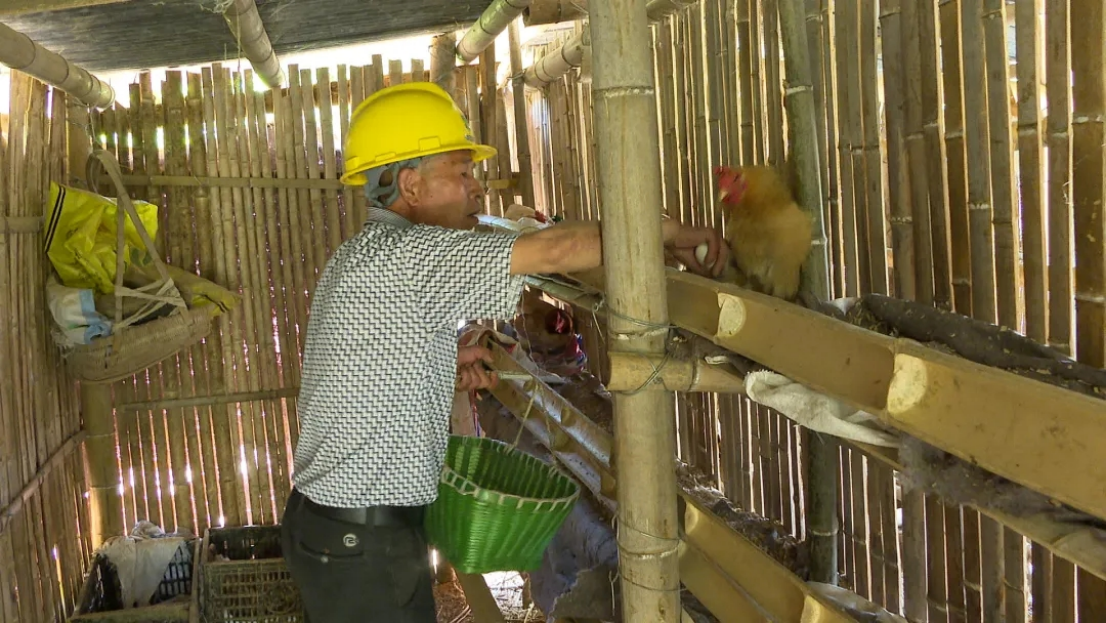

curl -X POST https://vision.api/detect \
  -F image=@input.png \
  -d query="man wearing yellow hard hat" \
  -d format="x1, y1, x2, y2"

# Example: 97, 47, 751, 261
278, 81, 729, 621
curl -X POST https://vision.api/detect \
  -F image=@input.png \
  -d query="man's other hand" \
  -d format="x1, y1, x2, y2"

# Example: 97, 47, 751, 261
455, 344, 499, 392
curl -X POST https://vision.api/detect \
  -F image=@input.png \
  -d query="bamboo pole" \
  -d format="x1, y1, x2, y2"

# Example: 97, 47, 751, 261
508, 19, 536, 208
589, 0, 680, 619
0, 22, 114, 108
523, 29, 588, 89
221, 0, 284, 89
982, 0, 1021, 331
1016, 0, 1046, 342
939, 0, 972, 316
778, 0, 835, 586
481, 47, 503, 213
859, 0, 887, 295
920, 0, 953, 310
762, 0, 784, 166
457, 0, 532, 63
833, 0, 860, 295
82, 384, 121, 549
880, 0, 916, 300
960, 0, 997, 325
902, 0, 932, 303
1045, 0, 1072, 355
1070, 0, 1106, 369
430, 33, 457, 98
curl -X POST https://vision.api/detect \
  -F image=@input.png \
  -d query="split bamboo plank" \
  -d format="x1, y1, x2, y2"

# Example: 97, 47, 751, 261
880, 0, 915, 300
273, 88, 309, 365
901, 0, 931, 303
336, 64, 356, 238
299, 68, 328, 278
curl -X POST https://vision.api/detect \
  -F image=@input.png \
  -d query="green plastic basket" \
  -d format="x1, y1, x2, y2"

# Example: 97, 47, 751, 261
425, 435, 580, 574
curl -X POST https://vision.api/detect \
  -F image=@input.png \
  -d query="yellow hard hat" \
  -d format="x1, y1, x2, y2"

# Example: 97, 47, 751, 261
340, 82, 497, 186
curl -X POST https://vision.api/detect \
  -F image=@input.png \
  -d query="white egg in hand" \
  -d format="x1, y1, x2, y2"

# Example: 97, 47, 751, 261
695, 242, 714, 268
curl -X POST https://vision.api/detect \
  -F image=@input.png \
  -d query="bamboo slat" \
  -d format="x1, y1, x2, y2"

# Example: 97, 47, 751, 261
1016, 0, 1046, 341
940, 0, 974, 317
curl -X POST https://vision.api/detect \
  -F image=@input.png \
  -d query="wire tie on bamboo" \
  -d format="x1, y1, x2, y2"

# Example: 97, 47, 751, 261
967, 202, 992, 212
784, 84, 812, 96
594, 86, 655, 99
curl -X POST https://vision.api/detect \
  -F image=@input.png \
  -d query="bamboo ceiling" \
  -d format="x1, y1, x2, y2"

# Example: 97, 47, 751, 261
1, 0, 495, 72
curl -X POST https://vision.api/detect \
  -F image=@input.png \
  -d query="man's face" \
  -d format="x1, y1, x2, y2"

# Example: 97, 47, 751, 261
409, 151, 485, 230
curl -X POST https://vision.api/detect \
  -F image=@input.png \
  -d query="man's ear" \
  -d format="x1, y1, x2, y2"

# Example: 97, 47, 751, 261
397, 167, 423, 206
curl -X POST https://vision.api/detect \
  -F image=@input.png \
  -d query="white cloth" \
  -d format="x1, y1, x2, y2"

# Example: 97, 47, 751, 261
744, 370, 899, 448
97, 535, 188, 608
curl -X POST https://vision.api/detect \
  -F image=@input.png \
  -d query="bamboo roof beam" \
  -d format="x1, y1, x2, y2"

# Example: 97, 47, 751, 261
0, 21, 114, 108
456, 0, 532, 64
221, 0, 284, 89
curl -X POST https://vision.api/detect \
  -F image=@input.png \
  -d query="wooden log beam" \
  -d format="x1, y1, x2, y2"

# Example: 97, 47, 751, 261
457, 0, 533, 63
0, 22, 114, 108
221, 0, 284, 89
0, 0, 131, 16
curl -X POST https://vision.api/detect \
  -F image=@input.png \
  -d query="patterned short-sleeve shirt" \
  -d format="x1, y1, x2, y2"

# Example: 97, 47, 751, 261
292, 207, 526, 507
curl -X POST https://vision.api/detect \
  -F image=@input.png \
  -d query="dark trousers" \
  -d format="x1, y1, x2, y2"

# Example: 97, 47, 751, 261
280, 488, 436, 622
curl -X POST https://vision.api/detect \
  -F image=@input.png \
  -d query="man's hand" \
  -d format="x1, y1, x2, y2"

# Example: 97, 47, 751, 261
455, 344, 499, 392
663, 221, 730, 278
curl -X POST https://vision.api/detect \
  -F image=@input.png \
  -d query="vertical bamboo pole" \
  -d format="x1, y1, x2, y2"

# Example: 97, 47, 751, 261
508, 19, 536, 208
736, 0, 755, 163
983, 0, 1021, 331
337, 64, 356, 237
481, 47, 503, 214
960, 0, 997, 325
762, 0, 784, 165
778, 0, 835, 585
939, 0, 972, 316
1016, 0, 1046, 341
833, 0, 860, 295
1070, 2, 1106, 617
1045, 0, 1072, 355
185, 71, 220, 530
919, 0, 953, 310
82, 384, 121, 549
589, 0, 679, 619
881, 0, 916, 300
818, 0, 844, 296
902, 0, 933, 303
859, 0, 888, 295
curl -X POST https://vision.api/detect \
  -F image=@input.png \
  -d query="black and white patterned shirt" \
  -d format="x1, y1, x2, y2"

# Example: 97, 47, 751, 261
292, 207, 526, 507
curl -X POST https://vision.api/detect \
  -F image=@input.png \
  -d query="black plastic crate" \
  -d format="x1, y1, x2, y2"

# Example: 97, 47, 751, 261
199, 525, 303, 623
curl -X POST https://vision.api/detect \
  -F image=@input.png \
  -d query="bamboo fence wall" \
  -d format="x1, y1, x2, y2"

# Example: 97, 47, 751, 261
521, 0, 1105, 621
0, 73, 94, 623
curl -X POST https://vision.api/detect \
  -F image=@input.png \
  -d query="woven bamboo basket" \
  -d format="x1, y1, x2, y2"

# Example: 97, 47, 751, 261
60, 151, 215, 384
425, 435, 580, 574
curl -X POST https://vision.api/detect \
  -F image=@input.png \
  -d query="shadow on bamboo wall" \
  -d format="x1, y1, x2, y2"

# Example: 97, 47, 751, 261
0, 73, 94, 622
522, 0, 1105, 621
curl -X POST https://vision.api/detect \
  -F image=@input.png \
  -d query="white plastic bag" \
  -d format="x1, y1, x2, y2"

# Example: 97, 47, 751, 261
46, 275, 113, 347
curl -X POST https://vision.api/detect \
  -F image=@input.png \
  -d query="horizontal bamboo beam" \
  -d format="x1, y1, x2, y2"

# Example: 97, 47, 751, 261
456, 0, 532, 63
553, 264, 1106, 522
0, 0, 131, 15
0, 431, 86, 535
221, 0, 285, 89
483, 340, 864, 623
604, 351, 746, 393
523, 28, 588, 88
0, 22, 114, 107
117, 387, 299, 412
